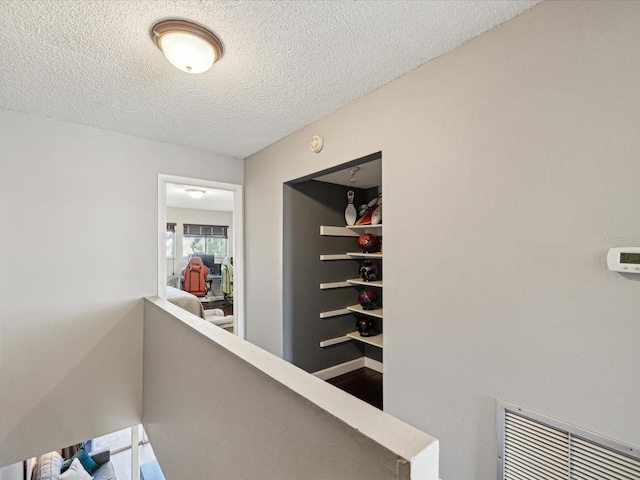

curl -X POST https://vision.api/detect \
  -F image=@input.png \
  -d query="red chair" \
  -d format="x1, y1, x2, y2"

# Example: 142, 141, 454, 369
181, 257, 208, 297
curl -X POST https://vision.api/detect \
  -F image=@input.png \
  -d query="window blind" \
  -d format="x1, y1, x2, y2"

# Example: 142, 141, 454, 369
183, 224, 228, 237
167, 223, 176, 232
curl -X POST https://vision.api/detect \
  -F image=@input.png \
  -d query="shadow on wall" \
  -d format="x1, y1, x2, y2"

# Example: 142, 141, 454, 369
2, 300, 144, 466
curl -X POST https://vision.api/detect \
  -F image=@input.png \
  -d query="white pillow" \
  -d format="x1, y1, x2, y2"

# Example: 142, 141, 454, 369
59, 458, 92, 480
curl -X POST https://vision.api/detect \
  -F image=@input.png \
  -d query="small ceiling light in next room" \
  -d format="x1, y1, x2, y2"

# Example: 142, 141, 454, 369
151, 19, 224, 73
186, 189, 206, 199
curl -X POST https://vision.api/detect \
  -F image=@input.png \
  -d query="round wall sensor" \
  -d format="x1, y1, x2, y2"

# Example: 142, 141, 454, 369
310, 135, 324, 153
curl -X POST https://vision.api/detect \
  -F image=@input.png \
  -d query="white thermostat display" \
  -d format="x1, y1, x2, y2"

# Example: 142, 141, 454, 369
607, 247, 640, 273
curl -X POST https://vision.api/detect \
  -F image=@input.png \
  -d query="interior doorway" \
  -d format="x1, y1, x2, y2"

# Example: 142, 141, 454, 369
157, 174, 244, 338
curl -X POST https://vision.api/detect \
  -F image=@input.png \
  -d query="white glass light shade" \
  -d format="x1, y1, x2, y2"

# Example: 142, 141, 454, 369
152, 19, 224, 74
159, 32, 216, 73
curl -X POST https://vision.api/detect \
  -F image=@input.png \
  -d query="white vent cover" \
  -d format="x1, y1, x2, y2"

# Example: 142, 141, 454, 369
497, 400, 640, 480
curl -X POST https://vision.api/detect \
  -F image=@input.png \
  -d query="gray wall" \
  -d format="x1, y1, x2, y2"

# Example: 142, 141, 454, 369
244, 2, 640, 478
0, 110, 243, 466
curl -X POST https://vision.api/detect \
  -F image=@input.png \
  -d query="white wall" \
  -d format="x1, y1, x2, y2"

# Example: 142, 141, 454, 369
143, 297, 438, 480
244, 2, 640, 478
166, 207, 233, 275
0, 110, 243, 466
0, 463, 22, 480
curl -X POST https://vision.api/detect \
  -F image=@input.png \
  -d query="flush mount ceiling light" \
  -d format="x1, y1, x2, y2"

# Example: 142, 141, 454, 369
186, 188, 206, 199
151, 19, 224, 73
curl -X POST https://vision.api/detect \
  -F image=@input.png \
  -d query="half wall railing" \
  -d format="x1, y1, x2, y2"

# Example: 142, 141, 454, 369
143, 297, 439, 479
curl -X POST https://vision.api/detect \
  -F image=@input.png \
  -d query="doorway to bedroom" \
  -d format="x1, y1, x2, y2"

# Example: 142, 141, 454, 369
158, 174, 244, 338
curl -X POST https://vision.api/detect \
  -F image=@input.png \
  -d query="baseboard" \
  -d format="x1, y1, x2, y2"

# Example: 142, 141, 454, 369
364, 357, 383, 374
312, 358, 365, 380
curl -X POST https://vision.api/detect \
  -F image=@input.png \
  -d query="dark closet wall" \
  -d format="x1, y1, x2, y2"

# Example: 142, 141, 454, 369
283, 180, 379, 373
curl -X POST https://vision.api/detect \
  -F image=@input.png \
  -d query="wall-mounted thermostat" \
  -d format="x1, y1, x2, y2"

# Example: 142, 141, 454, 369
607, 247, 640, 273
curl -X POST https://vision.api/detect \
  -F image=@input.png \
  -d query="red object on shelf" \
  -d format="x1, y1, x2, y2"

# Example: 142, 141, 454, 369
355, 193, 381, 225
358, 233, 378, 253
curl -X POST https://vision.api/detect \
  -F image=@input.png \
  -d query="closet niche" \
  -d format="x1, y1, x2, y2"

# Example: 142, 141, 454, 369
283, 152, 383, 388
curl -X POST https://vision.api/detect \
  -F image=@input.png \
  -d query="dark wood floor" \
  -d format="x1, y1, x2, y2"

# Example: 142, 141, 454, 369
327, 367, 383, 410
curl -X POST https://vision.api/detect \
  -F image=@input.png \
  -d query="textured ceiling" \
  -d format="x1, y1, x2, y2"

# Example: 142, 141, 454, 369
0, 0, 539, 159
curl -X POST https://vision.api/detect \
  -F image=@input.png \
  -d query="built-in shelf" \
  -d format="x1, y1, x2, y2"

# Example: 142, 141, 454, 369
346, 331, 383, 348
346, 278, 383, 288
319, 335, 351, 348
320, 279, 383, 289
347, 224, 382, 232
320, 252, 382, 260
319, 226, 359, 237
319, 308, 351, 319
346, 252, 383, 258
319, 254, 353, 261
346, 304, 383, 319
320, 225, 382, 236
319, 281, 351, 290
319, 332, 383, 348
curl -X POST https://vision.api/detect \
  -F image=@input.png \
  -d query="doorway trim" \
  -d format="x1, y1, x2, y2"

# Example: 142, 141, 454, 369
158, 174, 245, 339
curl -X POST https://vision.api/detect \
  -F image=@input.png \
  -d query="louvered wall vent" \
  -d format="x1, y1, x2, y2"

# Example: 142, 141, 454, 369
497, 400, 640, 480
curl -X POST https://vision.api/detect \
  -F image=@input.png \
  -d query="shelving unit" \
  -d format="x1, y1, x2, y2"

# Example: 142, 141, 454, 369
319, 223, 383, 350
283, 155, 383, 394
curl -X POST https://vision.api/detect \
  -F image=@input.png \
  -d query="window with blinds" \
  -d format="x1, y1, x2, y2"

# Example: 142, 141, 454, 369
183, 224, 227, 237
182, 224, 228, 257
498, 400, 640, 480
